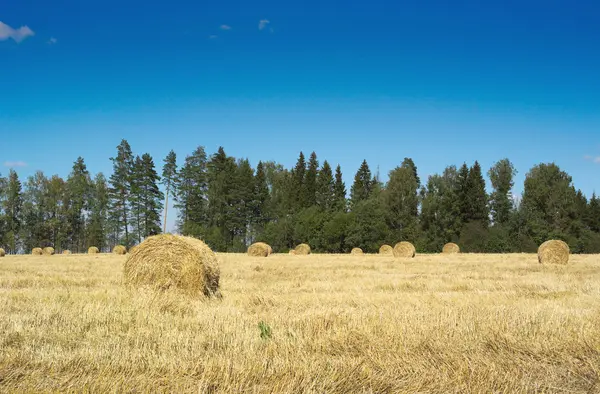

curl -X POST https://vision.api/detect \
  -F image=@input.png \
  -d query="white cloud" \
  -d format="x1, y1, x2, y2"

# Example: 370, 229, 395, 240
48, 37, 57, 45
209, 35, 218, 39
0, 21, 35, 43
595, 157, 600, 164
259, 19, 270, 30
4, 161, 27, 168
584, 155, 600, 164
220, 25, 231, 30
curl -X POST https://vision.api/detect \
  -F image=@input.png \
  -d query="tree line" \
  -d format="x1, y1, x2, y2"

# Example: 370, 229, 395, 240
1, 139, 599, 254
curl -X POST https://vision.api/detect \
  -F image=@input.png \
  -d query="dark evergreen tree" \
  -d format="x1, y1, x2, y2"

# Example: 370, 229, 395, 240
456, 163, 470, 224
87, 173, 109, 251
291, 152, 306, 209
252, 161, 270, 239
316, 160, 335, 212
2, 169, 23, 253
333, 164, 347, 211
350, 160, 373, 206
304, 152, 319, 207
66, 157, 91, 252
108, 139, 134, 246
175, 146, 208, 237
384, 163, 419, 243
206, 147, 238, 250
488, 159, 516, 225
161, 150, 177, 233
466, 161, 489, 225
401, 157, 420, 188
138, 153, 164, 238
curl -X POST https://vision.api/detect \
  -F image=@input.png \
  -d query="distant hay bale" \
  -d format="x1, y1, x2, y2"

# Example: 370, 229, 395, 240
62, 250, 72, 255
351, 247, 364, 255
295, 243, 311, 255
538, 240, 570, 265
379, 245, 393, 255
0, 248, 5, 257
442, 243, 460, 254
113, 245, 127, 255
32, 248, 43, 255
248, 242, 271, 257
123, 234, 220, 297
88, 246, 99, 254
43, 247, 55, 255
289, 250, 296, 255
393, 242, 416, 258
267, 245, 273, 255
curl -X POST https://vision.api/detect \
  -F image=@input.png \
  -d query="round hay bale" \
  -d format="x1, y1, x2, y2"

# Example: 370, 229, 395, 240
393, 242, 416, 258
295, 243, 311, 255
538, 240, 570, 265
351, 247, 364, 255
113, 245, 127, 255
43, 247, 55, 255
88, 246, 99, 254
267, 245, 273, 255
289, 249, 296, 255
248, 242, 271, 257
62, 250, 72, 255
32, 248, 43, 255
129, 245, 138, 254
0, 248, 5, 257
123, 234, 220, 297
442, 243, 460, 254
379, 245, 393, 255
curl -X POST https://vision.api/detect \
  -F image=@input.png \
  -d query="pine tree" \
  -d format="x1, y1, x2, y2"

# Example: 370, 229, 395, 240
466, 161, 488, 225
87, 173, 109, 251
138, 154, 164, 238
304, 152, 319, 207
206, 147, 238, 250
350, 160, 373, 206
456, 163, 470, 224
291, 152, 306, 209
2, 169, 23, 253
66, 157, 91, 252
488, 159, 516, 225
252, 161, 270, 238
316, 160, 335, 211
587, 193, 600, 233
231, 159, 255, 248
175, 146, 208, 237
161, 150, 177, 233
108, 139, 134, 246
130, 155, 145, 244
333, 164, 346, 211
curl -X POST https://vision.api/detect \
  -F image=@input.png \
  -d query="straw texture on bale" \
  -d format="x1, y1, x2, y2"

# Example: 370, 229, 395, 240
379, 245, 393, 255
0, 248, 5, 257
538, 240, 570, 265
247, 242, 271, 257
351, 247, 364, 255
32, 248, 43, 255
62, 250, 72, 255
129, 245, 138, 254
88, 246, 99, 254
295, 244, 311, 255
43, 247, 55, 255
123, 234, 220, 297
113, 245, 127, 255
289, 250, 296, 255
393, 242, 416, 258
442, 243, 460, 254
267, 245, 273, 255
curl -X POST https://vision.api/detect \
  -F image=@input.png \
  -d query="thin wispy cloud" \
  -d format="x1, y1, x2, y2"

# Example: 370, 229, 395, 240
209, 35, 218, 39
220, 25, 231, 30
584, 155, 600, 164
48, 37, 57, 45
259, 19, 270, 30
4, 161, 27, 168
0, 21, 35, 43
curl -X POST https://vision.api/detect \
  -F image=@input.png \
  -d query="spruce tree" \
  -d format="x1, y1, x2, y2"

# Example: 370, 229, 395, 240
333, 164, 346, 211
401, 157, 421, 188
175, 146, 208, 236
206, 147, 237, 250
138, 154, 164, 238
291, 152, 306, 209
87, 173, 109, 251
456, 163, 470, 224
66, 157, 91, 252
304, 152, 319, 208
316, 160, 335, 211
161, 150, 177, 233
350, 160, 373, 206
587, 193, 600, 233
252, 161, 270, 238
108, 139, 134, 246
466, 161, 488, 225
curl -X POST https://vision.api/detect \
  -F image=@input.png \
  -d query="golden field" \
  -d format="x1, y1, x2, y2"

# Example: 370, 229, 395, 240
1, 252, 600, 393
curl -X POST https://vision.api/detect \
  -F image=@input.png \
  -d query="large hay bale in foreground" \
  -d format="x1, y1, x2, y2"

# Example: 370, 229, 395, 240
43, 247, 55, 255
124, 234, 220, 297
295, 243, 311, 255
248, 242, 271, 257
0, 248, 5, 257
129, 245, 138, 254
351, 247, 364, 255
393, 242, 416, 258
538, 240, 570, 265
88, 246, 99, 254
32, 248, 43, 255
442, 243, 460, 254
113, 245, 127, 255
379, 245, 393, 255
62, 250, 72, 255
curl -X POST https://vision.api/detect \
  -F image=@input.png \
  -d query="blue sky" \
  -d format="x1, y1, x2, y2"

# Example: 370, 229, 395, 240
2, 0, 600, 229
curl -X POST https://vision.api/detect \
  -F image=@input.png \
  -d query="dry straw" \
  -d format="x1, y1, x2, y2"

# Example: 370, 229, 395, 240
32, 248, 43, 255
442, 243, 460, 254
538, 240, 570, 265
129, 245, 138, 254
0, 248, 5, 257
393, 242, 416, 258
248, 242, 271, 257
43, 247, 55, 256
62, 250, 72, 255
88, 246, 100, 254
351, 247, 364, 255
113, 245, 127, 255
379, 245, 393, 255
289, 249, 296, 255
295, 243, 311, 255
123, 234, 220, 297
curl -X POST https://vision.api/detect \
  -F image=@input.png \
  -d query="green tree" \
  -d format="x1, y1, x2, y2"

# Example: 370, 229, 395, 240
350, 160, 373, 206
206, 147, 238, 250
346, 195, 388, 253
304, 152, 319, 207
252, 161, 270, 240
333, 164, 347, 211
138, 153, 164, 239
488, 159, 517, 225
66, 157, 92, 252
316, 160, 336, 212
291, 152, 306, 209
87, 173, 109, 251
384, 163, 419, 243
175, 146, 208, 237
161, 150, 177, 233
2, 169, 23, 253
108, 139, 134, 246
466, 161, 489, 225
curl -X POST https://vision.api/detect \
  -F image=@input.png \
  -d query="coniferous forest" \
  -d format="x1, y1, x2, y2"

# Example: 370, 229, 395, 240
1, 139, 599, 254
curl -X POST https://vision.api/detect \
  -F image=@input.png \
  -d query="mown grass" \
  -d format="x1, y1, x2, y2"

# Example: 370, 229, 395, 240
1, 252, 600, 393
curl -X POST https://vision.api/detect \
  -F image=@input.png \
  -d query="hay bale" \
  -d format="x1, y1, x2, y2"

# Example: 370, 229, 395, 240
248, 242, 271, 257
32, 248, 43, 255
538, 240, 570, 265
289, 249, 296, 255
442, 243, 460, 254
62, 250, 72, 255
295, 243, 311, 255
123, 234, 220, 297
88, 246, 99, 254
393, 242, 416, 258
0, 248, 5, 257
43, 247, 55, 255
379, 245, 393, 255
351, 247, 364, 255
129, 245, 138, 254
113, 245, 127, 255
267, 245, 273, 255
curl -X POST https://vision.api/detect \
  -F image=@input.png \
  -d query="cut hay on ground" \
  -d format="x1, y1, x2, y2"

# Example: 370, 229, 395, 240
43, 247, 55, 256
351, 247, 364, 255
295, 243, 311, 255
0, 248, 5, 257
88, 246, 99, 254
123, 234, 220, 297
248, 242, 271, 257
538, 240, 570, 265
32, 248, 43, 255
379, 245, 393, 255
113, 245, 127, 255
442, 243, 460, 254
62, 250, 72, 255
393, 242, 416, 258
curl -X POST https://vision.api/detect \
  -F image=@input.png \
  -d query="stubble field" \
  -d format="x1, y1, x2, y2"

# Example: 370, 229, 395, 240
1, 252, 600, 393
